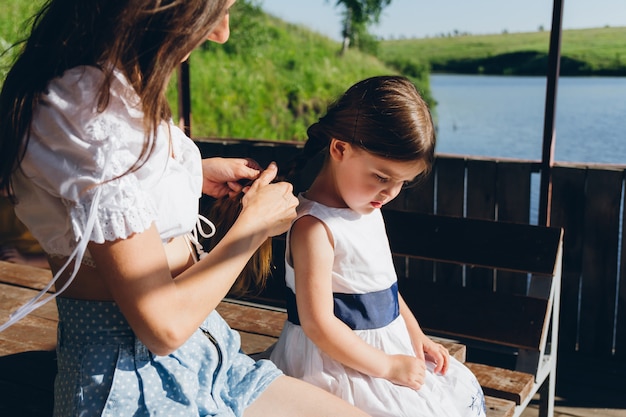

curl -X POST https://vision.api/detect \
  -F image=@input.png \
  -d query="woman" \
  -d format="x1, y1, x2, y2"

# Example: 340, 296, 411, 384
0, 1, 371, 416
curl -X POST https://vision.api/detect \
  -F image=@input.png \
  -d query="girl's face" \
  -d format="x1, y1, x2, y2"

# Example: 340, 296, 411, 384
330, 140, 427, 215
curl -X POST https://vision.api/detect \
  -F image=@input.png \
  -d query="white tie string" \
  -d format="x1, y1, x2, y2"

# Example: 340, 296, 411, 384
187, 214, 216, 260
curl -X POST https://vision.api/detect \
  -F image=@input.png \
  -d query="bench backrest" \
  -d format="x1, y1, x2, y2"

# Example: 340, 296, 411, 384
382, 209, 563, 375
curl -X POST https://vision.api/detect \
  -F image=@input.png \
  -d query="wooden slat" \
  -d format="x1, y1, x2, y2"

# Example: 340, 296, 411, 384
402, 175, 438, 287
434, 158, 466, 287
0, 261, 57, 356
383, 210, 562, 275
466, 160, 498, 290
619, 170, 626, 359
238, 332, 278, 355
494, 162, 533, 294
398, 163, 436, 213
195, 140, 226, 158
0, 284, 58, 323
435, 157, 466, 216
484, 396, 515, 417
550, 166, 586, 357
0, 294, 57, 354
579, 168, 622, 357
0, 260, 52, 290
467, 159, 497, 220
0, 314, 57, 355
400, 281, 548, 350
216, 299, 286, 339
496, 162, 532, 224
466, 362, 534, 405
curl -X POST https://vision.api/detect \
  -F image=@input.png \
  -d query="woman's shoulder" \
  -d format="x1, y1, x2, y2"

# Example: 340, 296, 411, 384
36, 66, 144, 145
47, 66, 104, 100
44, 65, 139, 114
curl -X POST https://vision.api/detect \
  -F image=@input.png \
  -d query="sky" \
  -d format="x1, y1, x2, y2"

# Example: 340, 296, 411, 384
259, 0, 626, 40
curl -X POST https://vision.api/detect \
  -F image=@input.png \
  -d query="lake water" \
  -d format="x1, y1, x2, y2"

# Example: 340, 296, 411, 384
430, 74, 626, 165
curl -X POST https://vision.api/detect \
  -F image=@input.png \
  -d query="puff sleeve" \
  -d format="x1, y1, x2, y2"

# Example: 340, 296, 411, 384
14, 66, 165, 255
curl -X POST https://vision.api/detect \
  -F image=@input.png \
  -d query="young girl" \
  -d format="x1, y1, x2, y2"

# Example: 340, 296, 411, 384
270, 75, 487, 417
0, 1, 371, 416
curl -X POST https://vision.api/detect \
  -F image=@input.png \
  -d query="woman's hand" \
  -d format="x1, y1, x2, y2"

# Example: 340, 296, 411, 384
201, 157, 262, 198
237, 162, 298, 238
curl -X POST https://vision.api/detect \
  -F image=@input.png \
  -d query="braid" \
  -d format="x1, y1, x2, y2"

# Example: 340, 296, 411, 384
283, 121, 331, 193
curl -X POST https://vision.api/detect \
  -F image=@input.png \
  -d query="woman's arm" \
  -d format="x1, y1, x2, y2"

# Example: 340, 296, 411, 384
89, 163, 297, 356
292, 216, 425, 390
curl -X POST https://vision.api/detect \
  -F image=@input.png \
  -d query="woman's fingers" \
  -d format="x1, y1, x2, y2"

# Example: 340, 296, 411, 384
252, 162, 278, 188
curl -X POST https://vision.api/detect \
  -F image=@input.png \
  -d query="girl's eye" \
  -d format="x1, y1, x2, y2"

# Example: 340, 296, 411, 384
375, 174, 389, 183
402, 178, 421, 189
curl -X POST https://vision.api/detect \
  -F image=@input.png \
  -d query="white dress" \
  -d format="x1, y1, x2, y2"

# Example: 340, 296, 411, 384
270, 195, 486, 417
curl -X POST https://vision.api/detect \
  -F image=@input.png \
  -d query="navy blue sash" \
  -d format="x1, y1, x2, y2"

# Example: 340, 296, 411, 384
286, 282, 399, 330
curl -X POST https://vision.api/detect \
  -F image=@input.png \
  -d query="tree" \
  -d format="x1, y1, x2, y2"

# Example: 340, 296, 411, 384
328, 0, 392, 54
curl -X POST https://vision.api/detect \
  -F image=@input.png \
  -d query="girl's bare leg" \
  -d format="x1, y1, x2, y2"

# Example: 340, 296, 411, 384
245, 375, 371, 417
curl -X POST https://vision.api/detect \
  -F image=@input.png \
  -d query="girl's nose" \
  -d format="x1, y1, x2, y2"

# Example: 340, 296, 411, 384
381, 182, 403, 201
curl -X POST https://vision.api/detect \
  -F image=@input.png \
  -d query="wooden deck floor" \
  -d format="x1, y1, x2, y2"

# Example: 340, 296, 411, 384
1, 260, 624, 417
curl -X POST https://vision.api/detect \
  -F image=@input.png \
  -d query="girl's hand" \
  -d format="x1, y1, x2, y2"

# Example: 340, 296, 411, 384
201, 157, 262, 198
238, 162, 298, 238
385, 354, 427, 390
422, 338, 450, 375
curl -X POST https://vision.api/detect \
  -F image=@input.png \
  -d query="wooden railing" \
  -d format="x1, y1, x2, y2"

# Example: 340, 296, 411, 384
195, 137, 626, 384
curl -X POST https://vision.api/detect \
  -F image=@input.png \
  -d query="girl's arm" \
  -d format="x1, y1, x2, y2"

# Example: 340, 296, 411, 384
399, 294, 450, 375
89, 163, 297, 356
292, 215, 425, 390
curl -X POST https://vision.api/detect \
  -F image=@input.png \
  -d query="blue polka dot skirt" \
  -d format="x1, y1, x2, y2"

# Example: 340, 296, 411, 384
53, 298, 282, 417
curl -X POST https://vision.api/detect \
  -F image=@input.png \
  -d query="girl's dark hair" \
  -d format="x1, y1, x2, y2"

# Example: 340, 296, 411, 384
203, 192, 273, 297
0, 0, 230, 198
287, 75, 436, 188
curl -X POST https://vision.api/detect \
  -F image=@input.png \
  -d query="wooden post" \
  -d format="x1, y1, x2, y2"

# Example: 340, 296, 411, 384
538, 0, 564, 227
177, 60, 192, 137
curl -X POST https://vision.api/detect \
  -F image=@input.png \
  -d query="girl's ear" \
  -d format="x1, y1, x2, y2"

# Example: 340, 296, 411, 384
329, 138, 350, 161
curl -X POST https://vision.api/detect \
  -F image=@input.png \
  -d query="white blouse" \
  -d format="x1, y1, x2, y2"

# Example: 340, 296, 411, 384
13, 65, 202, 255
2, 66, 203, 330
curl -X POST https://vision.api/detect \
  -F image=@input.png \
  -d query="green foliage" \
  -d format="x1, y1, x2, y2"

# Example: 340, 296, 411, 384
0, 0, 46, 81
332, 0, 391, 26
351, 23, 380, 55
378, 27, 626, 76
331, 0, 390, 53
168, 0, 425, 141
0, 0, 431, 142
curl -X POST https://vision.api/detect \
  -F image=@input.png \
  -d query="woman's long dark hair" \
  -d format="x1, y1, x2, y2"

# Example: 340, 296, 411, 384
286, 75, 436, 189
0, 0, 230, 198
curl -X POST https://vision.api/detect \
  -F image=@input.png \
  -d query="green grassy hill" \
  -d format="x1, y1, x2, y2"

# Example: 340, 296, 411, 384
378, 26, 626, 76
182, 3, 411, 140
1, 0, 415, 141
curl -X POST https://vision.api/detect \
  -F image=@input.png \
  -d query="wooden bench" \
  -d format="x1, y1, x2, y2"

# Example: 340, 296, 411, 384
230, 209, 563, 417
0, 208, 562, 417
382, 209, 563, 417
